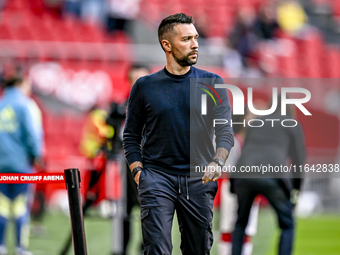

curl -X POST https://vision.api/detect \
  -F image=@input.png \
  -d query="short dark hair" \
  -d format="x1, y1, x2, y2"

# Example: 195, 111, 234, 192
128, 63, 150, 82
158, 13, 194, 51
129, 63, 150, 73
0, 63, 23, 88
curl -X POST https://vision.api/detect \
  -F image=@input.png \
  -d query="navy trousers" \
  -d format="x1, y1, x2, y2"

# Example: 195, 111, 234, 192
138, 168, 218, 255
231, 178, 294, 255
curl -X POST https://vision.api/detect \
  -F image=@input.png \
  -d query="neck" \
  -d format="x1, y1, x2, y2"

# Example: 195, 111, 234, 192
165, 58, 191, 75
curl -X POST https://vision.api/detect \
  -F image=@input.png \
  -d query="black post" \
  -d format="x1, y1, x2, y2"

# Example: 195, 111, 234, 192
64, 168, 88, 255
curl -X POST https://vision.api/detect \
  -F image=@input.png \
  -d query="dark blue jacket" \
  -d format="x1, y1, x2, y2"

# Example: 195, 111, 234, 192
123, 66, 234, 175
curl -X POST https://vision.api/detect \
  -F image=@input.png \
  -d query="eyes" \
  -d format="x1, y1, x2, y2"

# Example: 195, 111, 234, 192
182, 35, 199, 42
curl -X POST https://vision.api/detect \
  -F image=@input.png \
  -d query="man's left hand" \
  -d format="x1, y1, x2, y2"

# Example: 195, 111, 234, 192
202, 161, 221, 184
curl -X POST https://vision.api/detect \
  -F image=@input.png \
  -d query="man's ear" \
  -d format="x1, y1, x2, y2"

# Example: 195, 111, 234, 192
162, 39, 172, 52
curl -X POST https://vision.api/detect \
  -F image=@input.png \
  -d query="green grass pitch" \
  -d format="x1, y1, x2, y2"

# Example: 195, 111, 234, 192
3, 208, 340, 254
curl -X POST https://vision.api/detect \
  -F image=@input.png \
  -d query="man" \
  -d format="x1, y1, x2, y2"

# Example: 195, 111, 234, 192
0, 63, 42, 255
231, 99, 305, 255
123, 13, 234, 255
118, 64, 150, 255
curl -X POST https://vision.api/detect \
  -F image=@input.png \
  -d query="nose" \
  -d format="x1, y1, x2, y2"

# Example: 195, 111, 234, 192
191, 38, 198, 49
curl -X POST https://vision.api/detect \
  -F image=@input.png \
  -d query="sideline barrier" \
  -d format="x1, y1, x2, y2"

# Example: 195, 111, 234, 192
0, 169, 88, 255
64, 168, 88, 255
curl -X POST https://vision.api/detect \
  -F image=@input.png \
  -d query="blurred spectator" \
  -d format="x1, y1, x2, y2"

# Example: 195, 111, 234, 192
81, 0, 106, 25
63, 0, 106, 26
110, 64, 150, 255
63, 0, 82, 18
225, 6, 267, 78
277, 0, 309, 36
334, 1, 340, 33
224, 3, 283, 78
254, 3, 280, 41
106, 0, 141, 34
223, 40, 244, 78
0, 63, 43, 255
193, 12, 208, 41
223, 42, 264, 78
312, 0, 332, 15
229, 6, 258, 64
0, 0, 7, 10
242, 58, 264, 78
231, 98, 306, 255
124, 64, 151, 101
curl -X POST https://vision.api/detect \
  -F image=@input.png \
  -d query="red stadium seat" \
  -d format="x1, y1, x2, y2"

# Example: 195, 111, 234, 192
3, 0, 30, 11
11, 25, 34, 40
297, 108, 340, 161
297, 32, 324, 77
0, 24, 13, 40
326, 48, 340, 78
49, 18, 78, 42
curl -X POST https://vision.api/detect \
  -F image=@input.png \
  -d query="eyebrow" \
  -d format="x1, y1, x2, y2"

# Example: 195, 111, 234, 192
181, 34, 199, 39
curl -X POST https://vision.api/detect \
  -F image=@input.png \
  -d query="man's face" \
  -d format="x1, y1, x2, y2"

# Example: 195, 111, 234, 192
170, 24, 199, 66
129, 68, 150, 85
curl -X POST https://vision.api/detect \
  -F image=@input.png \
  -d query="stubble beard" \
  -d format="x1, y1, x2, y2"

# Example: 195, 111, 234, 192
172, 49, 198, 67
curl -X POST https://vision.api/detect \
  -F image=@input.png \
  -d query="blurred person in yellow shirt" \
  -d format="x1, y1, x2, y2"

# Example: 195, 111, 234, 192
277, 0, 309, 35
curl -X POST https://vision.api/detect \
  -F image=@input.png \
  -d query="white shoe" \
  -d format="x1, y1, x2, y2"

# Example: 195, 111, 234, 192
0, 245, 7, 255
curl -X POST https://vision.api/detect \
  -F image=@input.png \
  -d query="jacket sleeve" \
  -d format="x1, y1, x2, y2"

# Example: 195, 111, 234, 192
123, 81, 145, 166
213, 76, 234, 153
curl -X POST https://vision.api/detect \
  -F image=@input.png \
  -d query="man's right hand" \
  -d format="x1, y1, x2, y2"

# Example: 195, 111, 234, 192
130, 161, 143, 185
134, 170, 142, 185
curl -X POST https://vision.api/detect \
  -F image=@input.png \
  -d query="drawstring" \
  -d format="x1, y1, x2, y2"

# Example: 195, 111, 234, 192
185, 176, 189, 200
178, 175, 181, 194
178, 175, 189, 200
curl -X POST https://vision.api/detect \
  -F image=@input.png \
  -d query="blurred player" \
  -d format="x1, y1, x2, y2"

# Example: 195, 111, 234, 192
0, 63, 43, 255
231, 97, 305, 255
104, 64, 150, 255
219, 108, 261, 255
22, 76, 46, 237
120, 64, 150, 255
